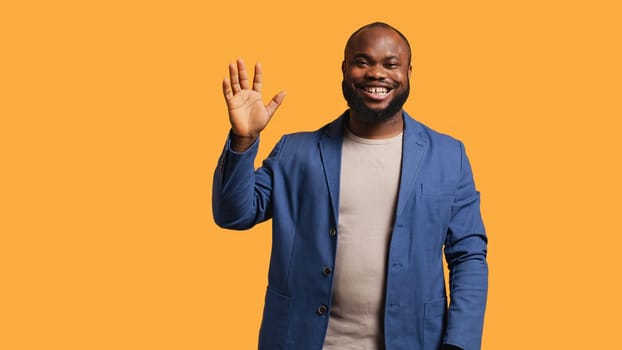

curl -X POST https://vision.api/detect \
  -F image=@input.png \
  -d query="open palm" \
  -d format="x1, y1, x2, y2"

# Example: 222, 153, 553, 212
222, 59, 286, 138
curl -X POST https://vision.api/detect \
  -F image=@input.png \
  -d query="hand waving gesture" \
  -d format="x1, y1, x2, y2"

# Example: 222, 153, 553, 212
222, 59, 286, 151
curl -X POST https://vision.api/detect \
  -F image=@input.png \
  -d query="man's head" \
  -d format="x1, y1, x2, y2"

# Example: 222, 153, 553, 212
341, 22, 412, 125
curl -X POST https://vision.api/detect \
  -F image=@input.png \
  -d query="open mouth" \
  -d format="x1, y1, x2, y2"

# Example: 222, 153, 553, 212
359, 85, 393, 100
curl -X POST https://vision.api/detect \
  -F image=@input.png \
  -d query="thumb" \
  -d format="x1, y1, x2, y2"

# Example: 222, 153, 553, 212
265, 91, 286, 118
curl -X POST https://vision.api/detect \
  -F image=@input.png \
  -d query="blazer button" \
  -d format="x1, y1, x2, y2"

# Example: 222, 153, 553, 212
329, 228, 336, 237
317, 305, 328, 315
322, 266, 332, 277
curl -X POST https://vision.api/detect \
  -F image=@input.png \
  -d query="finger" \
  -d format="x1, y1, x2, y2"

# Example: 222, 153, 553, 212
237, 58, 250, 90
265, 91, 286, 118
222, 77, 233, 103
252, 62, 263, 93
228, 61, 241, 93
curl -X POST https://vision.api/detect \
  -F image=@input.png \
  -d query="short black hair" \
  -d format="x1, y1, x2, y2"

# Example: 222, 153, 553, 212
344, 22, 412, 63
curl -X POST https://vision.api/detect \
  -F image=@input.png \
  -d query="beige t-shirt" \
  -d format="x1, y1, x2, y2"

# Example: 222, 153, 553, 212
323, 128, 403, 350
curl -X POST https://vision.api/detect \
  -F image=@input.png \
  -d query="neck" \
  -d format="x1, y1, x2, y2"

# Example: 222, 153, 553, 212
347, 110, 404, 139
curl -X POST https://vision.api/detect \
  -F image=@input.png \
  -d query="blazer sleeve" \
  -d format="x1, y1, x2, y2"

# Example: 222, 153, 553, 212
443, 141, 488, 350
212, 132, 285, 230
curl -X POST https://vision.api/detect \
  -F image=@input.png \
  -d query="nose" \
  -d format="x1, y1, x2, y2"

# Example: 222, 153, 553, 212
365, 64, 387, 80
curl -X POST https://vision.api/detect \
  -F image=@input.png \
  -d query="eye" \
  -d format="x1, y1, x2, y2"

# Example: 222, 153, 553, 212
385, 62, 399, 69
354, 59, 369, 67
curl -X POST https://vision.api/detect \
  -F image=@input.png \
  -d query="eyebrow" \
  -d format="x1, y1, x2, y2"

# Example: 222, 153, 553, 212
351, 53, 402, 61
351, 53, 372, 60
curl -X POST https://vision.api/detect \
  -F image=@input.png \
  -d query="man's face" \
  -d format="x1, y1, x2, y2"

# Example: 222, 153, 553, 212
342, 27, 412, 124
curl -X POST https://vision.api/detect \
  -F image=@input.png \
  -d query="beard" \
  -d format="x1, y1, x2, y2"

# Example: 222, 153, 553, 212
342, 80, 410, 125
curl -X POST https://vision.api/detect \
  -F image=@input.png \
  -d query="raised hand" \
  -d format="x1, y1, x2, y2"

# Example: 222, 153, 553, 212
222, 59, 286, 151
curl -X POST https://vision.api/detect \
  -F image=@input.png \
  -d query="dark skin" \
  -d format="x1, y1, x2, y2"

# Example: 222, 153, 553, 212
223, 27, 412, 151
342, 26, 412, 139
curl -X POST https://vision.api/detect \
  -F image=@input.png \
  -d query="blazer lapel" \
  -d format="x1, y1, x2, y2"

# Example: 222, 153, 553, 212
318, 113, 346, 224
395, 112, 429, 218
317, 111, 427, 223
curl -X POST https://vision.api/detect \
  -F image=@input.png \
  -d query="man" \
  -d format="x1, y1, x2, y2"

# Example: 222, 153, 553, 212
213, 22, 488, 350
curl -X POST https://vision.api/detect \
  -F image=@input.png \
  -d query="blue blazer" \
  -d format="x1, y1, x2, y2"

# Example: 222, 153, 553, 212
213, 111, 488, 350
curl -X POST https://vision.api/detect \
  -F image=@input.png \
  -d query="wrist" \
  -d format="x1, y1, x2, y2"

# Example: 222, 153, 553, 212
230, 133, 258, 153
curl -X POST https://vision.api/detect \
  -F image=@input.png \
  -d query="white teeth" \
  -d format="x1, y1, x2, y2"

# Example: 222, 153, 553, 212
365, 87, 388, 94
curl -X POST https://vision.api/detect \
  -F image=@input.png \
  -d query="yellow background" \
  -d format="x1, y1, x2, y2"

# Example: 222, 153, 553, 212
1, 0, 621, 348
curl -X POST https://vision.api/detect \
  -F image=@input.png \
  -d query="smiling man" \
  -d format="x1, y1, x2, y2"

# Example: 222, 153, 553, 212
213, 22, 488, 350
341, 23, 411, 133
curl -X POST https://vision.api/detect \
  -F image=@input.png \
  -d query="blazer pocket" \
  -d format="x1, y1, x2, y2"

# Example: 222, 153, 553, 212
423, 298, 447, 350
414, 184, 454, 244
258, 287, 293, 350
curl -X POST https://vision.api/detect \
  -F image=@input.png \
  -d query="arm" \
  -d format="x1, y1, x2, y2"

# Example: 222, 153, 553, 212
443, 142, 488, 350
212, 59, 286, 229
212, 134, 286, 229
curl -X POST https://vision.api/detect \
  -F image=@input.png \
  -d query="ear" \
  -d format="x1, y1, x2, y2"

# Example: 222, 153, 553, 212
341, 61, 346, 74
408, 65, 412, 79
